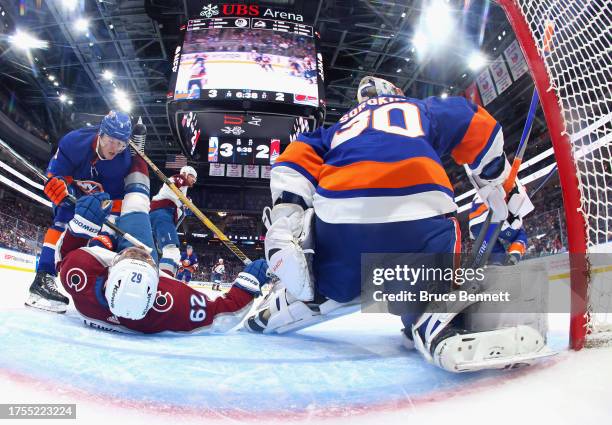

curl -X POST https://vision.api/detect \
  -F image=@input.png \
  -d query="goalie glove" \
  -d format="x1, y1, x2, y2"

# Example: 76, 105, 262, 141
265, 203, 315, 301
471, 155, 511, 222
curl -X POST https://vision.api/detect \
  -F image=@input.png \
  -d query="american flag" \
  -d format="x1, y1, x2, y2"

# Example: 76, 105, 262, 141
165, 154, 188, 169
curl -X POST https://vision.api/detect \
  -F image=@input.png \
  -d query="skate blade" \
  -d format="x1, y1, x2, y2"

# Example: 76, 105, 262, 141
273, 303, 361, 334
455, 349, 557, 372
25, 294, 67, 314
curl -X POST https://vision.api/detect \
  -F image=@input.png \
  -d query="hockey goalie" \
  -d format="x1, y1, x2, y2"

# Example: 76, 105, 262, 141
245, 75, 552, 372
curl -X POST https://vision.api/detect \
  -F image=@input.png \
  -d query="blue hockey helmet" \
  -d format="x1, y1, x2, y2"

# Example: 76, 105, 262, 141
99, 110, 132, 142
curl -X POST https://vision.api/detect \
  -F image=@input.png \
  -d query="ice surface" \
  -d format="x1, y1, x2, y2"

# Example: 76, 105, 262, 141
1, 268, 611, 425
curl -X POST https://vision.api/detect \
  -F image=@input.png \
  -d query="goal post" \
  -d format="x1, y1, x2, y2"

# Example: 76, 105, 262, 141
498, 0, 611, 350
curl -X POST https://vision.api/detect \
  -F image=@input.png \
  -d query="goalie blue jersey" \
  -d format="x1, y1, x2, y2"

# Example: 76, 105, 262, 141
272, 95, 503, 224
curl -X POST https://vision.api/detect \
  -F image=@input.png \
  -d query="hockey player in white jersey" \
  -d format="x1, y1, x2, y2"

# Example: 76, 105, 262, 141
245, 76, 551, 372
150, 165, 197, 276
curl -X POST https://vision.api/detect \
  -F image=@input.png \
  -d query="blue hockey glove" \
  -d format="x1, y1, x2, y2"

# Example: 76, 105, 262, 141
233, 259, 270, 296
68, 193, 112, 239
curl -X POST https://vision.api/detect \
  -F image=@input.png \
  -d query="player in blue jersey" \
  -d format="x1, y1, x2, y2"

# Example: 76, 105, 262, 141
469, 182, 534, 265
25, 111, 133, 313
245, 76, 550, 372
176, 245, 199, 284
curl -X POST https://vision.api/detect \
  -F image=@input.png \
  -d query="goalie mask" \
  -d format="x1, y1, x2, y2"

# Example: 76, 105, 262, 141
105, 246, 159, 320
357, 76, 404, 103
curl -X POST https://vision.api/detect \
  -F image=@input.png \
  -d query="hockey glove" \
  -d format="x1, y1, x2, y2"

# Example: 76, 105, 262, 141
68, 193, 112, 239
44, 176, 70, 206
472, 155, 511, 222
233, 259, 270, 296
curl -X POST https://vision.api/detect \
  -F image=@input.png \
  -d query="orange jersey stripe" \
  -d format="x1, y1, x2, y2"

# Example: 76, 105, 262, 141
43, 228, 64, 245
276, 141, 323, 180
469, 203, 488, 220
451, 106, 498, 165
318, 157, 453, 192
508, 241, 526, 256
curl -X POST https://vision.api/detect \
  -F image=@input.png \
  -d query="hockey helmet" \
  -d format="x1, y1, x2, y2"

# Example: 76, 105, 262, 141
180, 165, 198, 182
105, 246, 159, 320
357, 76, 404, 103
99, 110, 132, 142
218, 258, 224, 264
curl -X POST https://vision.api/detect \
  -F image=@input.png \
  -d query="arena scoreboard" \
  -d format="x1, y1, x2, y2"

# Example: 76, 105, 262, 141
167, 1, 325, 162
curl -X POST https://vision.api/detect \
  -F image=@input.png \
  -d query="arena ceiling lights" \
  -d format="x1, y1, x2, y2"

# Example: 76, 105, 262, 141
412, 0, 455, 57
8, 30, 48, 51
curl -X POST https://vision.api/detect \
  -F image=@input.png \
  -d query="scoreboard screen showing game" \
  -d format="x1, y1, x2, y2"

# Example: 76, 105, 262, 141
171, 17, 320, 108
168, 1, 325, 160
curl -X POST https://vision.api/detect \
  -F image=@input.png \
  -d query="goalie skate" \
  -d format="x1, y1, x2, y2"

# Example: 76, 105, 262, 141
432, 325, 556, 373
245, 287, 360, 334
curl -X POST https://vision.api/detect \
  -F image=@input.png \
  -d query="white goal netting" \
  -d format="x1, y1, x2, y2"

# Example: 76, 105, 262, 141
504, 0, 611, 346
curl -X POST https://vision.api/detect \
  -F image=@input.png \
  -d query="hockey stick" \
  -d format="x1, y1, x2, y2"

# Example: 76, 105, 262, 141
1, 128, 150, 252
64, 193, 152, 253
471, 88, 540, 268
529, 164, 558, 197
128, 141, 252, 265
40, 179, 152, 254
471, 21, 554, 268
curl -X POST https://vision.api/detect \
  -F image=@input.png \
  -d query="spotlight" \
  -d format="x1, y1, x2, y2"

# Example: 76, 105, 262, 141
59, 94, 68, 103
424, 0, 453, 45
8, 30, 48, 50
61, 0, 78, 11
74, 18, 89, 33
468, 52, 486, 71
412, 31, 429, 55
102, 70, 114, 80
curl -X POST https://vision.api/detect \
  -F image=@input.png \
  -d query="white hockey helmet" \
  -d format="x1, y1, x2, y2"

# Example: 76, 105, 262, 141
357, 76, 404, 103
105, 246, 159, 320
180, 165, 197, 182
218, 258, 224, 264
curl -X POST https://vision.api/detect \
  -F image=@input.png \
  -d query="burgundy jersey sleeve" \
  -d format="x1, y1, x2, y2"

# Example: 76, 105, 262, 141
116, 277, 255, 334
59, 245, 113, 324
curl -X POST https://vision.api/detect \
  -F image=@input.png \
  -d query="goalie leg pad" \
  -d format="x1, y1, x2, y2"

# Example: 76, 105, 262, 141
432, 325, 554, 373
266, 216, 314, 302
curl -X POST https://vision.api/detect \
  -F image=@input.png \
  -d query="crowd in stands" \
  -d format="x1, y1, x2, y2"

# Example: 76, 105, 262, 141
0, 194, 50, 255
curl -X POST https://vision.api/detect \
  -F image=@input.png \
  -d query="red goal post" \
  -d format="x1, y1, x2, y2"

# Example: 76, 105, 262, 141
498, 0, 611, 350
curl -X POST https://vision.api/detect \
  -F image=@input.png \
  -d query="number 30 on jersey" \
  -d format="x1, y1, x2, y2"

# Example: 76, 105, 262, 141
331, 101, 424, 149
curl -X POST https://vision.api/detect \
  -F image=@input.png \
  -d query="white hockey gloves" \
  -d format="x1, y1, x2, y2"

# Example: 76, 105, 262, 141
264, 203, 315, 301
471, 156, 511, 222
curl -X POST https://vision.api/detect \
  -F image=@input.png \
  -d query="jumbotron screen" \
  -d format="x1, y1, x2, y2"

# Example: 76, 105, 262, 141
172, 18, 319, 107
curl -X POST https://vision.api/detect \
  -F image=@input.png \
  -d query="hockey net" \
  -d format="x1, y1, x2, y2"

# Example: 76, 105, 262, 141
499, 0, 611, 349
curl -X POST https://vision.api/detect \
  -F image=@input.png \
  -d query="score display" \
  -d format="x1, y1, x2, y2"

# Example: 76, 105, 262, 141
177, 111, 306, 164
207, 137, 277, 165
